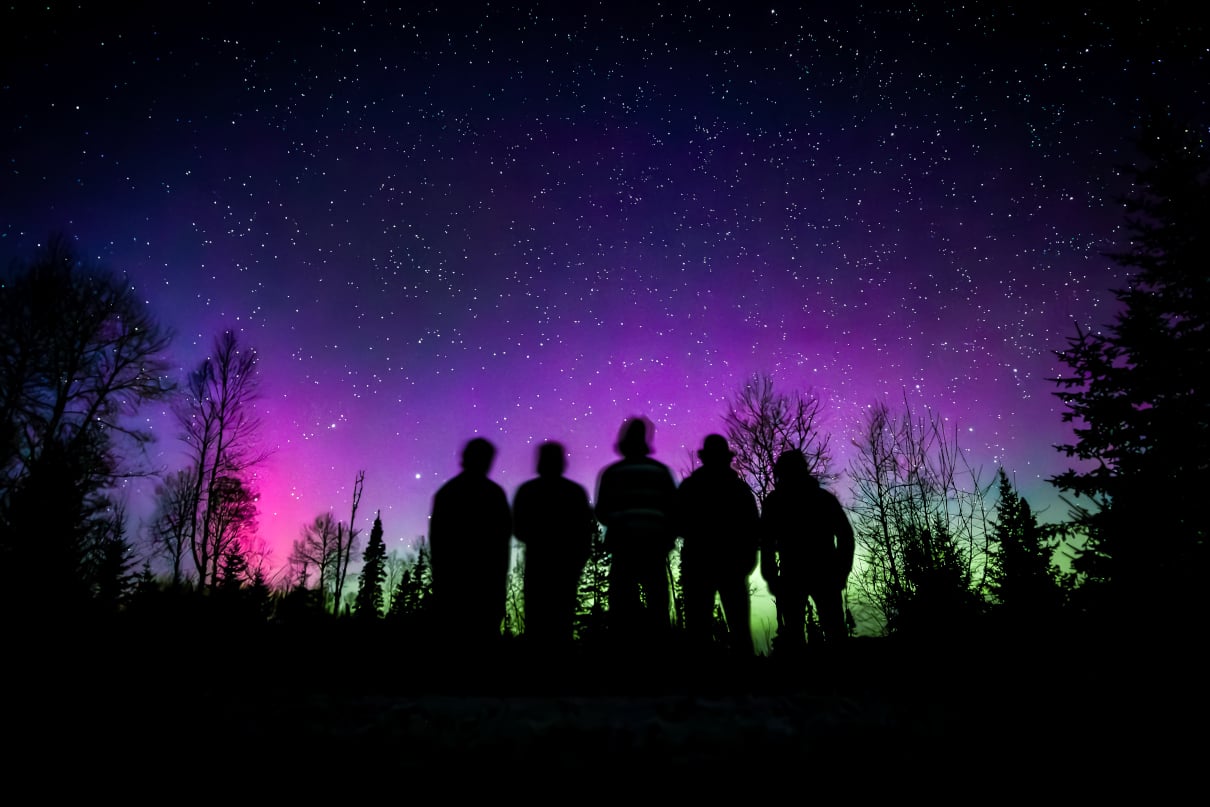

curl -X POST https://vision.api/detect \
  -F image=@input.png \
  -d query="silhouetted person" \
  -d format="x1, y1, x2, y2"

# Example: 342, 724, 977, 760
595, 416, 678, 645
513, 441, 594, 649
761, 449, 854, 654
429, 437, 513, 648
676, 434, 760, 655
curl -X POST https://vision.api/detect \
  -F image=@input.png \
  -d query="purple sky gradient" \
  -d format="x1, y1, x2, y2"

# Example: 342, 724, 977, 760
3, 3, 1204, 581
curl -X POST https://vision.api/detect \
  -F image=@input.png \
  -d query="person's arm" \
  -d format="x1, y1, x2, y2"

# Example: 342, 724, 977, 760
575, 484, 595, 565
497, 484, 514, 542
512, 484, 530, 545
832, 496, 855, 587
594, 468, 615, 528
494, 484, 513, 578
759, 497, 780, 595
733, 479, 761, 574
428, 489, 445, 578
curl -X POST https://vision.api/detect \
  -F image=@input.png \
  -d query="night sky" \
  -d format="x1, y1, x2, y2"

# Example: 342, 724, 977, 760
3, 3, 1204, 582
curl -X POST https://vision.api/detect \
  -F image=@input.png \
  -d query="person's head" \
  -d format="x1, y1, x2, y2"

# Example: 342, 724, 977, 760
536, 441, 566, 477
616, 416, 654, 459
461, 437, 496, 475
773, 449, 812, 486
697, 433, 734, 467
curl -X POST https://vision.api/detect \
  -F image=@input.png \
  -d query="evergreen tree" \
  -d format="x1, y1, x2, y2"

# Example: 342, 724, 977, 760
87, 502, 139, 614
387, 567, 414, 621
353, 512, 387, 619
245, 565, 273, 622
387, 540, 433, 622
215, 543, 255, 621
503, 556, 524, 637
1052, 115, 1209, 629
9, 438, 95, 614
987, 469, 1065, 630
132, 561, 159, 603
217, 544, 249, 591
573, 522, 610, 644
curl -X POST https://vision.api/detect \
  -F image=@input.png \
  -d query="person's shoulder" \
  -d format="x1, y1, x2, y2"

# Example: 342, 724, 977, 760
434, 473, 461, 496
601, 458, 627, 475
676, 470, 700, 495
431, 475, 464, 513
680, 466, 704, 484
647, 457, 676, 478
559, 476, 589, 495
728, 473, 755, 495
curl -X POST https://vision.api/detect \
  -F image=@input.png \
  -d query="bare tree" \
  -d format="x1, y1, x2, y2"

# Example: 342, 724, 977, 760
200, 475, 258, 589
174, 330, 268, 590
291, 512, 341, 611
328, 470, 364, 616
148, 467, 199, 587
1, 236, 173, 600
724, 372, 832, 505
383, 548, 407, 613
847, 397, 993, 636
1, 236, 174, 495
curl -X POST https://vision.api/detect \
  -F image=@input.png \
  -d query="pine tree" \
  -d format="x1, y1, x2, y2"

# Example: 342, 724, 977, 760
132, 561, 159, 603
1052, 115, 1209, 628
573, 522, 610, 644
217, 544, 250, 592
353, 512, 387, 619
988, 468, 1065, 630
87, 503, 139, 614
245, 565, 273, 622
387, 540, 433, 622
387, 568, 414, 621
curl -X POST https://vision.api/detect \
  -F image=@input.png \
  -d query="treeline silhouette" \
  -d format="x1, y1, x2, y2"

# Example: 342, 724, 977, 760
3, 118, 1206, 765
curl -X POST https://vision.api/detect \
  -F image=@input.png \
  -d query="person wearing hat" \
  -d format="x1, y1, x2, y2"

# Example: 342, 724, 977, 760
760, 448, 854, 653
676, 434, 761, 655
595, 416, 679, 644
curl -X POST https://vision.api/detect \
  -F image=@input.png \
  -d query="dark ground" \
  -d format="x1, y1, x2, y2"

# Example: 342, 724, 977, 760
7, 625, 1201, 797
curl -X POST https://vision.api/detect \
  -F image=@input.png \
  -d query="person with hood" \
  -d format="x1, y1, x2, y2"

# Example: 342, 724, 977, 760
761, 449, 854, 652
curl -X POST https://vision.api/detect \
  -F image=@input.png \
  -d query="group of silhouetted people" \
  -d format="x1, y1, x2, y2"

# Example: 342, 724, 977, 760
427, 416, 854, 656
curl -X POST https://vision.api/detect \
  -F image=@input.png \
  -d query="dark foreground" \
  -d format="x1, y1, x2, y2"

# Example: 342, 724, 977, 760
7, 625, 1201, 796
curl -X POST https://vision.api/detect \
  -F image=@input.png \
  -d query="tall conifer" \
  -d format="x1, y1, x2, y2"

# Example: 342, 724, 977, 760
354, 513, 387, 619
1052, 115, 1209, 626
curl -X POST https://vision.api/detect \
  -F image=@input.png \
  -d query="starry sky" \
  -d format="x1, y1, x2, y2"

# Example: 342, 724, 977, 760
3, 2, 1205, 581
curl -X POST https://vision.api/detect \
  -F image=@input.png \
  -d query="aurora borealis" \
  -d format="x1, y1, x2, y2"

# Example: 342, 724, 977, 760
3, 2, 1204, 581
